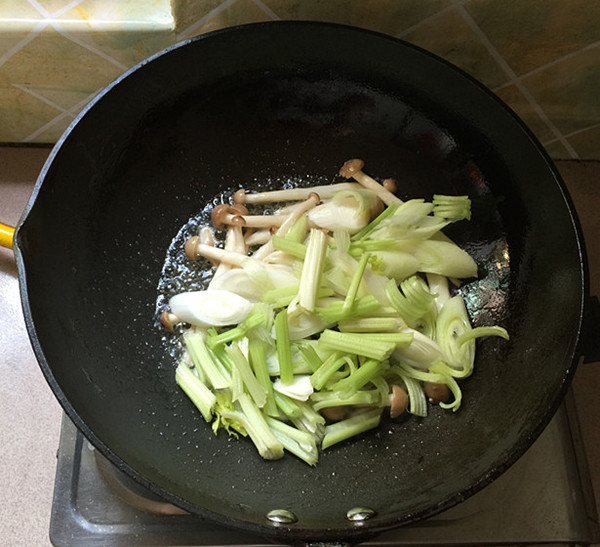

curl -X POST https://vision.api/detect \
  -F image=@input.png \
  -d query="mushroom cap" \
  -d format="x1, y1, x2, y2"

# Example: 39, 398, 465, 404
424, 382, 452, 404
390, 384, 409, 418
233, 189, 247, 204
339, 158, 365, 179
383, 178, 397, 193
230, 203, 249, 216
211, 204, 232, 229
184, 235, 200, 261
160, 310, 175, 331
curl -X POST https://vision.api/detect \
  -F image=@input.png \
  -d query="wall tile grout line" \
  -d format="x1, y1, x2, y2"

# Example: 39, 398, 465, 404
493, 39, 600, 92
251, 0, 281, 21
394, 5, 457, 39
450, 0, 579, 159
20, 90, 98, 143
176, 0, 240, 41
12, 84, 67, 114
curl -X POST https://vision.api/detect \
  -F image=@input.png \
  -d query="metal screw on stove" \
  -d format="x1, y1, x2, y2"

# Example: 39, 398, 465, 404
346, 507, 377, 522
266, 509, 298, 524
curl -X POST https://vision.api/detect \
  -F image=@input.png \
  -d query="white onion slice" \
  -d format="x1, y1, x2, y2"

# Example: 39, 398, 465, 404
169, 289, 253, 327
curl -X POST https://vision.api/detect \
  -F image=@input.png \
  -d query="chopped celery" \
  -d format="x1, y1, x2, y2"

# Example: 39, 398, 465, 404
175, 362, 216, 422
310, 389, 380, 412
338, 317, 406, 332
206, 312, 265, 348
332, 359, 389, 399
342, 252, 370, 312
316, 294, 382, 323
183, 331, 231, 390
225, 343, 267, 408
221, 393, 284, 460
297, 343, 323, 373
432, 194, 471, 221
298, 228, 328, 311
266, 417, 318, 466
272, 235, 307, 259
318, 329, 396, 361
351, 202, 399, 241
285, 214, 308, 243
275, 308, 293, 384
321, 408, 383, 449
248, 339, 278, 417
310, 351, 347, 390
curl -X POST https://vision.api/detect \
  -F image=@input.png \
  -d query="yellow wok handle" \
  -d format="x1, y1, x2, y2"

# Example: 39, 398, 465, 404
0, 222, 15, 249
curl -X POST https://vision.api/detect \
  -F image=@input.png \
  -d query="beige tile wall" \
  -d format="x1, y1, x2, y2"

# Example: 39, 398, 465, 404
1, 0, 598, 159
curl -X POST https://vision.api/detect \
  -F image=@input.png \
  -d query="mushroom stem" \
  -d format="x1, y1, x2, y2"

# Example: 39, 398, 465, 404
186, 241, 247, 267
234, 182, 361, 205
198, 226, 218, 266
253, 192, 321, 261
211, 221, 246, 284
339, 159, 403, 206
245, 229, 272, 246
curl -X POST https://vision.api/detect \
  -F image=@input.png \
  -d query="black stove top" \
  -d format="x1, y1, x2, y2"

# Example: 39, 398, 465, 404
49, 390, 598, 546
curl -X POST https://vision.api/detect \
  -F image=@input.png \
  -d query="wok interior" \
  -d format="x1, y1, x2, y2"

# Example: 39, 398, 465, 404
16, 23, 584, 539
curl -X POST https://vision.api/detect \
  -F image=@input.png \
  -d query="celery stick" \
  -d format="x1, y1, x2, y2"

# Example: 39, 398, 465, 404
310, 389, 380, 412
298, 228, 327, 312
338, 317, 405, 332
292, 400, 326, 441
223, 393, 284, 460
275, 308, 294, 384
310, 351, 346, 391
316, 294, 382, 323
266, 417, 318, 466
355, 332, 413, 346
183, 331, 231, 390
272, 235, 307, 259
175, 363, 216, 422
342, 252, 370, 312
274, 391, 302, 419
432, 194, 471, 221
351, 202, 399, 241
248, 339, 278, 417
207, 312, 265, 348
321, 408, 383, 449
318, 329, 396, 361
332, 359, 388, 399
225, 344, 267, 408
297, 343, 323, 373
285, 214, 308, 243
456, 326, 509, 345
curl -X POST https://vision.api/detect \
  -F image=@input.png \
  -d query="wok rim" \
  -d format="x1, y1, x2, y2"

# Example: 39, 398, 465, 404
13, 21, 588, 541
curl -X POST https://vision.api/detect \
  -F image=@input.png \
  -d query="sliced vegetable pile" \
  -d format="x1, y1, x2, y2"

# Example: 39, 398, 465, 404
160, 159, 508, 465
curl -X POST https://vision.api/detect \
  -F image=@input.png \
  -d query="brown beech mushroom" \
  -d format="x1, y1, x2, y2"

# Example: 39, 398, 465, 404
198, 226, 218, 266
423, 382, 452, 404
321, 406, 348, 422
160, 310, 178, 332
389, 384, 409, 418
383, 178, 397, 193
339, 159, 403, 206
233, 182, 361, 205
184, 239, 247, 267
253, 192, 321, 260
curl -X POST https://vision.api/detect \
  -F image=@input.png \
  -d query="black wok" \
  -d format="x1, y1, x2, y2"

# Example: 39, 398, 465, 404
12, 22, 587, 543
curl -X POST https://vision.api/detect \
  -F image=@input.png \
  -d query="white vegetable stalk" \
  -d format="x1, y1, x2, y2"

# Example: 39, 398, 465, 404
169, 289, 253, 327
298, 228, 328, 312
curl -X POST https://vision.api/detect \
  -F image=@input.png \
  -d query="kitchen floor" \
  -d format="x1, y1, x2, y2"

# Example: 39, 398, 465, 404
0, 146, 598, 546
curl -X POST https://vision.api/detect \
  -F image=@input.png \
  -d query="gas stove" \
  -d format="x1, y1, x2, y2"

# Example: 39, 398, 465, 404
49, 388, 598, 546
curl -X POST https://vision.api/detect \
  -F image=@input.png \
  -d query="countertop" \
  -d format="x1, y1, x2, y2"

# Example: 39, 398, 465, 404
0, 146, 599, 546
